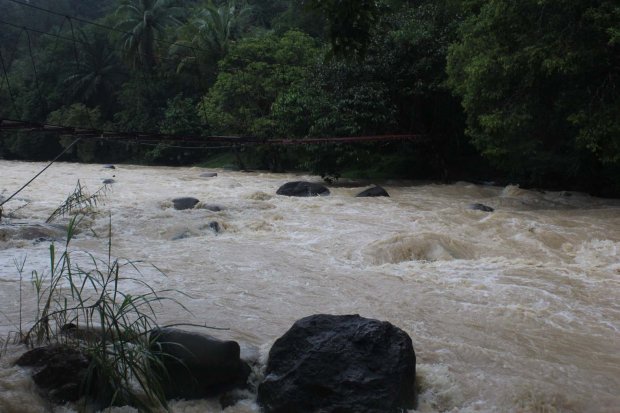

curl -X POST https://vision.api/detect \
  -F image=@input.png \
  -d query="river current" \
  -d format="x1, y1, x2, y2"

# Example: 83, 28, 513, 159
0, 160, 619, 412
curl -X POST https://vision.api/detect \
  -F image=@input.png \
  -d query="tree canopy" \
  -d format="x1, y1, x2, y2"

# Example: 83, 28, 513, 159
447, 0, 620, 187
0, 0, 618, 195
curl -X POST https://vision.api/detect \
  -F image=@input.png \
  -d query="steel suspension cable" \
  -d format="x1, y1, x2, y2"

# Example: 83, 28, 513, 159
0, 138, 81, 208
0, 48, 19, 117
2, 0, 212, 54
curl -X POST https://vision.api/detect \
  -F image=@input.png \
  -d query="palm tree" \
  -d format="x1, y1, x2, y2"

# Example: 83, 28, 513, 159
114, 0, 184, 69
172, 0, 251, 85
195, 0, 251, 58
64, 31, 125, 114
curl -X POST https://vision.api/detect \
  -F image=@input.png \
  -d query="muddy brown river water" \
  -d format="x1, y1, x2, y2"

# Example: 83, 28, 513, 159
0, 160, 619, 412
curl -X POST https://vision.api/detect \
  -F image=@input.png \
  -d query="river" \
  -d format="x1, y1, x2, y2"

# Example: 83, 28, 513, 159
0, 160, 619, 412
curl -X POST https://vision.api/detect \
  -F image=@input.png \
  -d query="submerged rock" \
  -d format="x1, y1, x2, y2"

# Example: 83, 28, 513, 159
200, 172, 218, 178
258, 314, 416, 413
469, 203, 494, 212
356, 185, 390, 197
150, 328, 251, 399
208, 221, 221, 233
276, 181, 330, 197
171, 230, 191, 240
0, 223, 65, 243
203, 204, 223, 212
172, 197, 200, 210
102, 164, 115, 169
102, 178, 115, 184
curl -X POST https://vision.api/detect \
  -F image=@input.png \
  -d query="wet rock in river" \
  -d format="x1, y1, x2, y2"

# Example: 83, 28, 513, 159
276, 181, 330, 197
203, 204, 223, 212
469, 203, 494, 212
16, 345, 92, 403
208, 221, 221, 233
356, 185, 390, 197
172, 197, 200, 210
0, 223, 65, 242
102, 178, 115, 184
171, 230, 191, 240
102, 164, 115, 169
258, 314, 416, 413
200, 172, 218, 178
150, 328, 250, 399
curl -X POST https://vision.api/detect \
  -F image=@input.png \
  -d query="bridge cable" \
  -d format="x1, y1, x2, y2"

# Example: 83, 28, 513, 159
67, 17, 97, 131
0, 48, 19, 118
0, 19, 183, 65
24, 27, 47, 114
38, 18, 68, 78
0, 137, 81, 208
0, 27, 25, 118
3, 0, 213, 55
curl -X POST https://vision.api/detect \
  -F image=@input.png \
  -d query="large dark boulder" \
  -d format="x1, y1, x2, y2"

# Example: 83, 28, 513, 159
276, 181, 330, 197
149, 328, 251, 399
356, 186, 390, 197
16, 345, 92, 403
258, 314, 416, 413
172, 197, 200, 210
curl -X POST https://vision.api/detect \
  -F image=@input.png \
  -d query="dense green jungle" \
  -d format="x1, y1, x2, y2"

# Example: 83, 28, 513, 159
0, 0, 618, 196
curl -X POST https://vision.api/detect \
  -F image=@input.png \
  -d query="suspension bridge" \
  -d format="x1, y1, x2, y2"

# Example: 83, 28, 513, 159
0, 0, 429, 151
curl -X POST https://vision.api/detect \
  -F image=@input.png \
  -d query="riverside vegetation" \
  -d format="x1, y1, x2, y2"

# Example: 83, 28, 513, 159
1, 183, 189, 410
0, 0, 618, 196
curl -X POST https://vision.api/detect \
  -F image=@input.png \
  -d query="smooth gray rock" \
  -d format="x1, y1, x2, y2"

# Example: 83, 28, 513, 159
150, 328, 250, 399
469, 203, 494, 212
258, 314, 416, 413
356, 186, 389, 197
102, 164, 115, 169
172, 197, 200, 210
200, 172, 218, 178
276, 181, 330, 197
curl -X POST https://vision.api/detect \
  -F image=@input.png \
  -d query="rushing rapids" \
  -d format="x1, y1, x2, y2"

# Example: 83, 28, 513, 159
0, 160, 619, 412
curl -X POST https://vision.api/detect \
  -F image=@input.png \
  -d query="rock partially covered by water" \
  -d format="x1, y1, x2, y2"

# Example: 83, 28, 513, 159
16, 345, 92, 403
102, 164, 115, 169
208, 221, 221, 233
258, 314, 416, 413
203, 204, 223, 212
469, 203, 494, 212
276, 181, 330, 197
102, 178, 115, 184
356, 186, 389, 197
0, 223, 65, 243
150, 328, 251, 399
200, 172, 218, 178
172, 197, 200, 210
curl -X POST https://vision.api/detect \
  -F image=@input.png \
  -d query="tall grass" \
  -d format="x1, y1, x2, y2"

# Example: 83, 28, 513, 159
46, 180, 109, 223
21, 214, 189, 410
